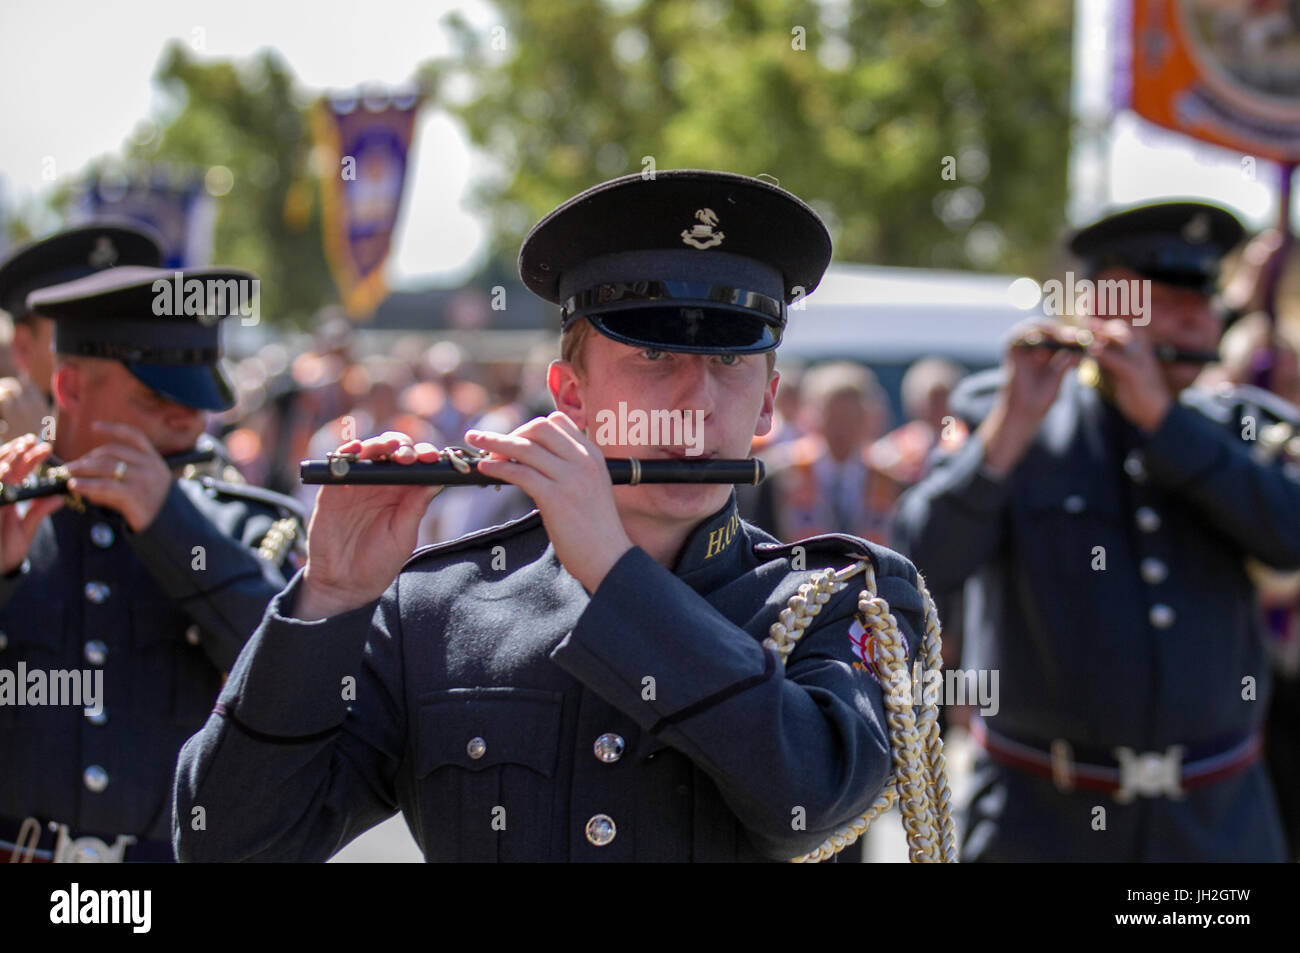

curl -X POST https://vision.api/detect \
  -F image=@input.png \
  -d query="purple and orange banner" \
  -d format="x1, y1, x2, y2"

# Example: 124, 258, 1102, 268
1127, 0, 1300, 162
77, 168, 213, 268
312, 89, 422, 319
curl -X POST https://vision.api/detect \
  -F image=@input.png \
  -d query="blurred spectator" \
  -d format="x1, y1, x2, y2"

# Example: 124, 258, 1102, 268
299, 356, 441, 511
1198, 310, 1300, 403
868, 357, 971, 723
423, 343, 555, 545
868, 357, 968, 495
761, 360, 894, 545
1204, 238, 1300, 861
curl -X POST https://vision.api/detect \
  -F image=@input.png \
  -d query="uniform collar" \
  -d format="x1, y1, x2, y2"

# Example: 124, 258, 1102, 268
669, 489, 750, 591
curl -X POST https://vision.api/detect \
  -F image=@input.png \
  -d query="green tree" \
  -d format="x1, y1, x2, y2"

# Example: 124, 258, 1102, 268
121, 42, 333, 328
428, 0, 1073, 277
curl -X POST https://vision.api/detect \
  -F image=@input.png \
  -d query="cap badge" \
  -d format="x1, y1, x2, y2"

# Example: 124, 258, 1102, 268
88, 236, 119, 269
1182, 212, 1210, 244
681, 208, 724, 249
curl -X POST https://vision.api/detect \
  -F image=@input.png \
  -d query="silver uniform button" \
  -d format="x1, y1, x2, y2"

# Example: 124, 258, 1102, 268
90, 522, 115, 548
1063, 494, 1086, 514
1135, 506, 1161, 534
84, 581, 110, 604
84, 640, 108, 666
466, 737, 487, 760
86, 707, 108, 726
1123, 452, 1147, 483
593, 733, 626, 763
1140, 557, 1168, 585
585, 814, 617, 846
185, 624, 202, 646
83, 765, 109, 793
1149, 604, 1176, 629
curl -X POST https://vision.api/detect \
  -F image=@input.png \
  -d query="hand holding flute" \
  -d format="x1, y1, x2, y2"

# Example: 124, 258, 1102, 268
981, 318, 1180, 478
977, 321, 1086, 477
0, 425, 218, 533
296, 413, 641, 619
1079, 318, 1174, 434
0, 435, 64, 575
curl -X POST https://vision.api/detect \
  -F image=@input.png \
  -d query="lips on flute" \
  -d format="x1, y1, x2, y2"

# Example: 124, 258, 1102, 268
1012, 329, 1218, 364
301, 452, 766, 487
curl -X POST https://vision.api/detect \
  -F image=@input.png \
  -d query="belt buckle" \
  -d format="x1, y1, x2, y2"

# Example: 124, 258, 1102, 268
1113, 745, 1185, 803
50, 823, 136, 863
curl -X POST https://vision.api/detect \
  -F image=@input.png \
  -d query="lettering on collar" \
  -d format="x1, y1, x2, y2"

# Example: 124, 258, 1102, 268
704, 510, 741, 559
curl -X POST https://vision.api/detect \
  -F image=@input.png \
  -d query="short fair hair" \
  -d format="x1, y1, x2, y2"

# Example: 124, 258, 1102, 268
560, 317, 778, 378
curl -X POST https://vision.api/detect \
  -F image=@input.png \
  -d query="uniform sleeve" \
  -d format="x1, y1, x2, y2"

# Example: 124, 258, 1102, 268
548, 546, 925, 860
129, 482, 293, 669
889, 433, 1012, 592
1141, 402, 1300, 569
172, 570, 407, 862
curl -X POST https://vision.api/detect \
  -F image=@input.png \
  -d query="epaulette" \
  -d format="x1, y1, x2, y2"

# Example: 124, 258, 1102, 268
947, 368, 1003, 427
184, 477, 306, 566
404, 509, 544, 568
1205, 382, 1300, 426
753, 532, 880, 573
192, 476, 308, 522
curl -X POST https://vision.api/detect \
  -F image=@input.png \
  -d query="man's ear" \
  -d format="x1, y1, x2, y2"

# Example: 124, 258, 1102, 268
754, 368, 780, 438
51, 362, 79, 414
548, 359, 587, 430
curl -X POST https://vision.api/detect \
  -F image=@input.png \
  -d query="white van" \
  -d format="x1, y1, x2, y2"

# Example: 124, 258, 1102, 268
781, 262, 1036, 419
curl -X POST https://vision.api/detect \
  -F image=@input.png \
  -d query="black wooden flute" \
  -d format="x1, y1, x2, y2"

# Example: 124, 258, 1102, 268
1012, 329, 1218, 364
0, 447, 218, 506
301, 452, 765, 487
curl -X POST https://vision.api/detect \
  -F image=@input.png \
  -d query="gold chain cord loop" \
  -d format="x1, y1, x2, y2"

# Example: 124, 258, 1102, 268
763, 560, 957, 863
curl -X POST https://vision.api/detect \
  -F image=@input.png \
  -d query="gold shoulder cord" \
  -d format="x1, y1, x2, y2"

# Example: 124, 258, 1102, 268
764, 561, 957, 863
256, 517, 301, 564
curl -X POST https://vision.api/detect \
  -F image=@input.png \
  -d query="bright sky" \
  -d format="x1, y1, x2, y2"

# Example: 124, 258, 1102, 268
0, 0, 1293, 291
0, 0, 496, 286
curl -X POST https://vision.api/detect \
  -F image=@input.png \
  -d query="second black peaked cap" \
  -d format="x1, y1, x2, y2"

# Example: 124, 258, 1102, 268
519, 170, 833, 354
27, 265, 257, 411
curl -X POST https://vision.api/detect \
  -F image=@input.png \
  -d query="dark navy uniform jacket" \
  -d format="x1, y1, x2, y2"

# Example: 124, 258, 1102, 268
0, 476, 302, 845
173, 492, 926, 862
892, 370, 1300, 861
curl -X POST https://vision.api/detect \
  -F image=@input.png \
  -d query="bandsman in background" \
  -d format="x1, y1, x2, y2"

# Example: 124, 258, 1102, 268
0, 222, 163, 441
0, 265, 304, 863
893, 201, 1300, 861
760, 361, 896, 545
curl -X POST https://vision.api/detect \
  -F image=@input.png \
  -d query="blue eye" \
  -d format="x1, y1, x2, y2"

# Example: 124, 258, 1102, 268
716, 354, 740, 366
642, 348, 666, 360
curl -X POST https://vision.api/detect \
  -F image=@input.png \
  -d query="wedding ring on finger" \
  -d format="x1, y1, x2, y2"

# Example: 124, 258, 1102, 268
112, 461, 127, 482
